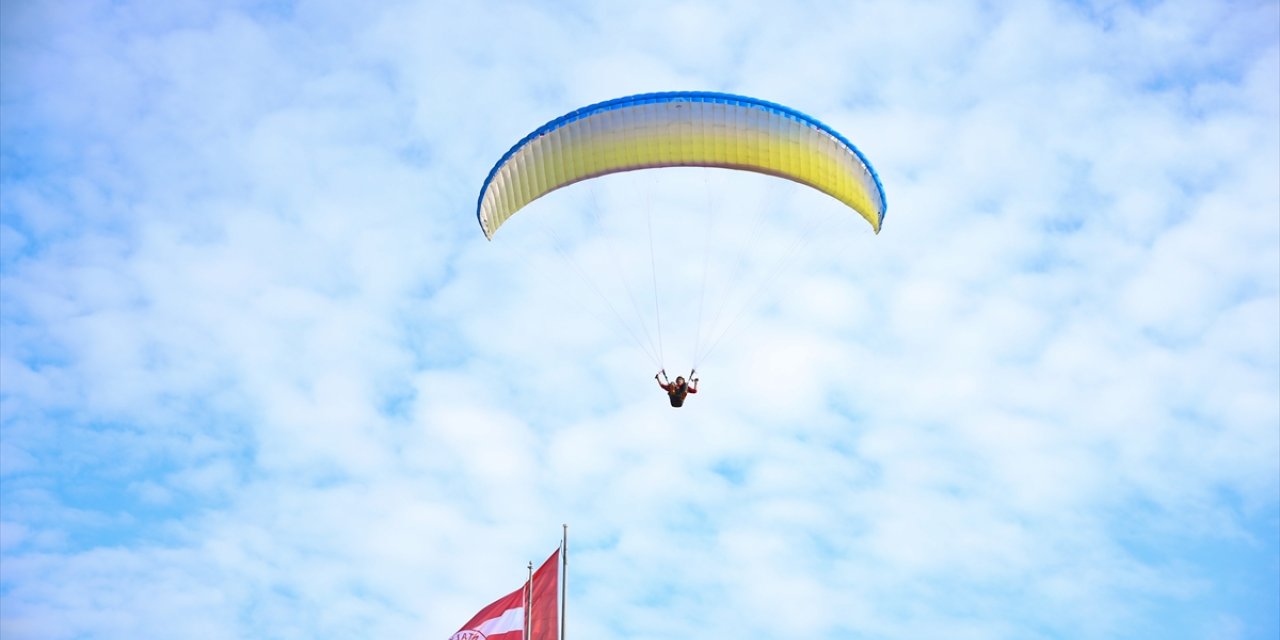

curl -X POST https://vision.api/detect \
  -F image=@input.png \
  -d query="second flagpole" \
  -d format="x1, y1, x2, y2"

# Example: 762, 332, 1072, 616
560, 524, 567, 640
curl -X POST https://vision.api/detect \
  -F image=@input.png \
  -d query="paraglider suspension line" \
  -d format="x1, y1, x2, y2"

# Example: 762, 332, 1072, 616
645, 181, 666, 369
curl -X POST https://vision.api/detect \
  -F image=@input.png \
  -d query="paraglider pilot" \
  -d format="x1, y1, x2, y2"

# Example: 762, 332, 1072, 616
656, 369, 698, 408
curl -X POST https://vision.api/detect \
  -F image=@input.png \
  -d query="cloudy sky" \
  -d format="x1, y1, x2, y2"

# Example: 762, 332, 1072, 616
2, 1, 1278, 638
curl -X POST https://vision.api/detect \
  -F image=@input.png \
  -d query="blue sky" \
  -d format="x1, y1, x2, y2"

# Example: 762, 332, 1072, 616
2, 1, 1278, 638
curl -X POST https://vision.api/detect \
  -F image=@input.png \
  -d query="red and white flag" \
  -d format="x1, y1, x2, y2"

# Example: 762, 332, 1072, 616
449, 548, 560, 640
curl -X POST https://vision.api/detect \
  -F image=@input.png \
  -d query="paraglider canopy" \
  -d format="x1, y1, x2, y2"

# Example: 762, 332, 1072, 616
476, 91, 887, 240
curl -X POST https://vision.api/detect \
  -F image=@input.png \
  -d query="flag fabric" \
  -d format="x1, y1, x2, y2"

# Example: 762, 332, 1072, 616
448, 587, 525, 640
528, 549, 559, 640
449, 548, 560, 640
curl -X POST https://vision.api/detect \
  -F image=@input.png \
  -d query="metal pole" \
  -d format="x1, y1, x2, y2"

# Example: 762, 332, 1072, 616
525, 561, 533, 640
560, 524, 567, 640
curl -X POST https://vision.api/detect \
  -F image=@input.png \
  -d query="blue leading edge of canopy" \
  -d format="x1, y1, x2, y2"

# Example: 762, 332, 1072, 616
475, 90, 888, 234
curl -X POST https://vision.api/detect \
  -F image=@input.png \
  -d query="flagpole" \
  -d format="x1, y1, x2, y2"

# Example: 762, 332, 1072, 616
525, 560, 533, 640
560, 523, 567, 640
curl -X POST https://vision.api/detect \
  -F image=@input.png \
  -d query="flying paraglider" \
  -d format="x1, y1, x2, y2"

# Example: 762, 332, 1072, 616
476, 92, 886, 399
